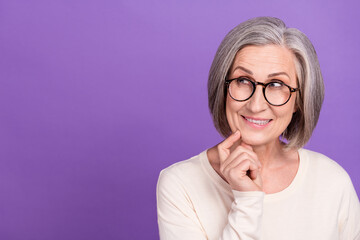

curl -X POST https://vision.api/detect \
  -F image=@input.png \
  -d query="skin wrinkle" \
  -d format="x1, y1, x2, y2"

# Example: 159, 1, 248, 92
209, 44, 300, 194
232, 66, 292, 82
226, 45, 297, 153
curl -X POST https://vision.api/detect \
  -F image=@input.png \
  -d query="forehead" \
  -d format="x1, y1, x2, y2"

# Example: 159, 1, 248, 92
231, 45, 296, 76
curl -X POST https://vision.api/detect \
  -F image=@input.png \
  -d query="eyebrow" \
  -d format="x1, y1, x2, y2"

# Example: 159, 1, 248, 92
268, 72, 291, 79
233, 66, 253, 75
233, 66, 291, 79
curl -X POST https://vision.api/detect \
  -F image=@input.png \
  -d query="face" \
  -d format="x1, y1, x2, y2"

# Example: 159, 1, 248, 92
226, 45, 298, 146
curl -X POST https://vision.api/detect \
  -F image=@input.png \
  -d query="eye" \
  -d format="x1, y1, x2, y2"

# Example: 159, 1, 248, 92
268, 81, 284, 88
235, 77, 252, 85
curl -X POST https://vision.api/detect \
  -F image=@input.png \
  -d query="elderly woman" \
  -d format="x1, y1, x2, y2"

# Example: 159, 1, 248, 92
156, 17, 360, 239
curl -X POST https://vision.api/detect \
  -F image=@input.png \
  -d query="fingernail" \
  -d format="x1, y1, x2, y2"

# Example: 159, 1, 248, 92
234, 131, 239, 136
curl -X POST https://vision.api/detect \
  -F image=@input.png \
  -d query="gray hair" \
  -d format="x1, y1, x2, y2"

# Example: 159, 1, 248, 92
208, 16, 324, 149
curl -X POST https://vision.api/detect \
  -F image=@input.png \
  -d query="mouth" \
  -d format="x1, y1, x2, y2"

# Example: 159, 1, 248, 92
242, 116, 272, 126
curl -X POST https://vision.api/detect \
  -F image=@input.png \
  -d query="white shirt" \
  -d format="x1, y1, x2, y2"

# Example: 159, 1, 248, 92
157, 148, 360, 239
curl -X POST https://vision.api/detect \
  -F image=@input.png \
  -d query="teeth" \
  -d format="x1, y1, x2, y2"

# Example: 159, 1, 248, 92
245, 117, 270, 125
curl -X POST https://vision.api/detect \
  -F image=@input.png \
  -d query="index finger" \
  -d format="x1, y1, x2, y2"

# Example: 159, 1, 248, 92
217, 131, 241, 162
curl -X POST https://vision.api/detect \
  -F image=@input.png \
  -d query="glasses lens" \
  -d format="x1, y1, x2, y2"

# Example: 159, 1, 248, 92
265, 82, 291, 105
229, 78, 253, 101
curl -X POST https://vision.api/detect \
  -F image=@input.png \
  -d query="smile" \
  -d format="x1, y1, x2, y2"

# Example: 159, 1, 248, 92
243, 116, 272, 126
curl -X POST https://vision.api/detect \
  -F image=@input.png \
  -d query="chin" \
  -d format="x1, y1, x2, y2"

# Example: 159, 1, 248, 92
240, 133, 273, 146
241, 137, 266, 146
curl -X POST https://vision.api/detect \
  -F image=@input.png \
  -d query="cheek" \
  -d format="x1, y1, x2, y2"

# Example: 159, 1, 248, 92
225, 97, 235, 130
226, 96, 237, 129
274, 102, 296, 129
225, 96, 245, 131
281, 111, 294, 125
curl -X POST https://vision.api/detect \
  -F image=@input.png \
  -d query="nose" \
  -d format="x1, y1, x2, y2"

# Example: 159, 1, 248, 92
246, 85, 268, 112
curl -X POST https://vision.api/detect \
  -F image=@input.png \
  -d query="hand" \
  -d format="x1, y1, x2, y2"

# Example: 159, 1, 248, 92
217, 131, 263, 192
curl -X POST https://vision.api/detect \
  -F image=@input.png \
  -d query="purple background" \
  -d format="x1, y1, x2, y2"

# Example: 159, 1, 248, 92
0, 0, 359, 239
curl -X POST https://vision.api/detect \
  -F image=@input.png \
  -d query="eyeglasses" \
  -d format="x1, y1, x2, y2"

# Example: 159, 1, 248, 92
225, 77, 300, 106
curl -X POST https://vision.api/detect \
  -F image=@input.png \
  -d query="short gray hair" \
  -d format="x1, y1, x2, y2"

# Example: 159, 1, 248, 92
208, 16, 324, 149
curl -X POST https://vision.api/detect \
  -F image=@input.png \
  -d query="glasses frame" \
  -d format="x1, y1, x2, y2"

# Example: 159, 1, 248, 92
225, 77, 300, 106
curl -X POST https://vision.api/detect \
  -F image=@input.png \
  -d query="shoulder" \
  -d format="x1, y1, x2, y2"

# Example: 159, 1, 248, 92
156, 150, 212, 208
157, 150, 208, 191
301, 148, 345, 172
159, 151, 205, 178
300, 148, 352, 186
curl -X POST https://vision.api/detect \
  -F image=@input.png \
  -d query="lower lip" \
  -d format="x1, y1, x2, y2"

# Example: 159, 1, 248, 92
242, 116, 272, 129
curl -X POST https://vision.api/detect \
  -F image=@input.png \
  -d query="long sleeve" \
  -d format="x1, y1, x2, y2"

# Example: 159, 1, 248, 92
156, 148, 360, 239
221, 191, 264, 240
156, 170, 207, 239
338, 174, 360, 240
156, 169, 264, 240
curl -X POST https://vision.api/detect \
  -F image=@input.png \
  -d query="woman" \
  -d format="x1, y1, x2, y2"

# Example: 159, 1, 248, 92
156, 17, 360, 239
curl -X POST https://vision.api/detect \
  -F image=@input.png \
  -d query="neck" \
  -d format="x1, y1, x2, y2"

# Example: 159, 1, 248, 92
250, 140, 285, 168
